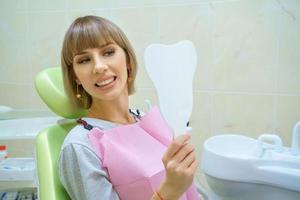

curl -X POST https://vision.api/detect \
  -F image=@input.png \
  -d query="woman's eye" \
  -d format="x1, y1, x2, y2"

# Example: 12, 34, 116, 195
103, 49, 115, 57
77, 58, 90, 64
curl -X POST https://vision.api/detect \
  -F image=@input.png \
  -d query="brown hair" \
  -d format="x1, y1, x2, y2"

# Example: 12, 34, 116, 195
61, 15, 137, 109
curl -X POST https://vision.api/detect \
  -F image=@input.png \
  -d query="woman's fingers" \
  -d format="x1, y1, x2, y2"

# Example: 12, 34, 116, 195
189, 159, 199, 173
160, 134, 199, 198
180, 149, 196, 168
162, 134, 191, 163
173, 143, 195, 163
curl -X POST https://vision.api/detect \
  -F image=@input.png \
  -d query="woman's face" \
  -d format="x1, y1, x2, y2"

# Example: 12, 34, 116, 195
73, 43, 129, 102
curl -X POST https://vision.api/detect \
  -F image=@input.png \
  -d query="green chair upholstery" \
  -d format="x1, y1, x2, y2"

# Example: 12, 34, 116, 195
35, 67, 87, 119
35, 122, 74, 200
34, 67, 87, 200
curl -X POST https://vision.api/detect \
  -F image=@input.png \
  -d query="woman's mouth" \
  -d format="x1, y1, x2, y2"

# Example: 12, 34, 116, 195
95, 76, 117, 89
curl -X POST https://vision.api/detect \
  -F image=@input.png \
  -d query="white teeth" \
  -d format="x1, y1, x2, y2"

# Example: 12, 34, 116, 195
96, 77, 115, 87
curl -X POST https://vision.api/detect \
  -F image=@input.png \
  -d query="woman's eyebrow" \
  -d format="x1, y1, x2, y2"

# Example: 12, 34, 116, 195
74, 43, 114, 56
100, 42, 114, 49
75, 50, 89, 56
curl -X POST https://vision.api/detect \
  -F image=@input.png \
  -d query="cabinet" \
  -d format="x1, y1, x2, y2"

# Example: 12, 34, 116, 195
0, 109, 60, 199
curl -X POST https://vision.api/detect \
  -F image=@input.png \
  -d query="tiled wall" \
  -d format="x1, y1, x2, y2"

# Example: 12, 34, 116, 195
1, 0, 300, 186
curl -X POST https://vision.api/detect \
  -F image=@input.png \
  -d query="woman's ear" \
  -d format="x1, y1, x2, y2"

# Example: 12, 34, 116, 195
127, 66, 132, 82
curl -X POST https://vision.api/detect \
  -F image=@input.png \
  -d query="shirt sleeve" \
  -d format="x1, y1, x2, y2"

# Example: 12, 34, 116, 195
59, 143, 120, 200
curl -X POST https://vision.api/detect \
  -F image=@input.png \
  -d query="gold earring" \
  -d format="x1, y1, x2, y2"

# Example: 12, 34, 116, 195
76, 84, 81, 99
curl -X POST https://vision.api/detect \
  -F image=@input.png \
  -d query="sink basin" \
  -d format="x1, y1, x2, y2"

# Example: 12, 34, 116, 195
201, 134, 300, 200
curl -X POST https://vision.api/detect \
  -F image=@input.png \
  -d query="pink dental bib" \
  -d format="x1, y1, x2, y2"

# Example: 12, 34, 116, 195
87, 106, 199, 200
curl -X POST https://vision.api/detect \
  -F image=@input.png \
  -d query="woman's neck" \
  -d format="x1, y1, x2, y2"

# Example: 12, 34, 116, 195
87, 95, 135, 125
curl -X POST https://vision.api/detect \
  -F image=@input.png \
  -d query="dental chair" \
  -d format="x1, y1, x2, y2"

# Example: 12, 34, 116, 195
34, 67, 87, 200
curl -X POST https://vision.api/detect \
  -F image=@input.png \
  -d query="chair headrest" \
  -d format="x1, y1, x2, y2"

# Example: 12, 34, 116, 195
34, 67, 87, 119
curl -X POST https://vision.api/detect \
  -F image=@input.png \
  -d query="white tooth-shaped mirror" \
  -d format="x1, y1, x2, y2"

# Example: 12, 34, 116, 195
144, 40, 197, 136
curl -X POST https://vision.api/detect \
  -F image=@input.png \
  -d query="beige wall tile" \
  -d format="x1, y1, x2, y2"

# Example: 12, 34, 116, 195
1, 0, 28, 13
27, 12, 68, 82
156, 0, 210, 5
67, 9, 112, 24
110, 6, 159, 37
0, 12, 31, 84
135, 59, 156, 89
212, 0, 280, 93
28, 0, 66, 11
114, 0, 158, 7
131, 34, 161, 89
158, 4, 214, 90
275, 95, 300, 146
16, 0, 29, 11
190, 92, 212, 159
0, 2, 30, 84
67, 0, 113, 10
0, 83, 47, 109
212, 93, 274, 138
277, 1, 300, 94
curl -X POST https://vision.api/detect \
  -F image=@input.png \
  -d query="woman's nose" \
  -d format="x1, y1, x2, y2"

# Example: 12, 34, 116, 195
93, 58, 108, 74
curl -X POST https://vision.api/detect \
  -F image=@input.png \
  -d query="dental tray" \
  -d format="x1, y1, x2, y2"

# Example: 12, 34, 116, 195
0, 158, 35, 181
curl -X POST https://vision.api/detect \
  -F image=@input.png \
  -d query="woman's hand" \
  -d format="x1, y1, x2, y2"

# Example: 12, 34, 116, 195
157, 134, 198, 200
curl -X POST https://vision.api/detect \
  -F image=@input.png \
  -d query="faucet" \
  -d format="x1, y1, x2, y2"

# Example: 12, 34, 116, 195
291, 121, 300, 156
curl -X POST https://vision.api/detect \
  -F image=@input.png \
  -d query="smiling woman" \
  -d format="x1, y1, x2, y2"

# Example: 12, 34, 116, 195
61, 16, 137, 110
72, 45, 128, 103
58, 15, 200, 200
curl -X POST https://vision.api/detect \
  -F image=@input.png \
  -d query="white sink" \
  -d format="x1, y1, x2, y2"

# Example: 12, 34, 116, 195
201, 134, 300, 200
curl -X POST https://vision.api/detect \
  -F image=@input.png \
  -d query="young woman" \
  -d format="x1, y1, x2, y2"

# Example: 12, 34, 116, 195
59, 15, 200, 200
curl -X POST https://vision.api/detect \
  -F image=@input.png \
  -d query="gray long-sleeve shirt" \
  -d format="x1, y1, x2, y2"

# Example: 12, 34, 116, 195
58, 114, 203, 200
59, 117, 121, 200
